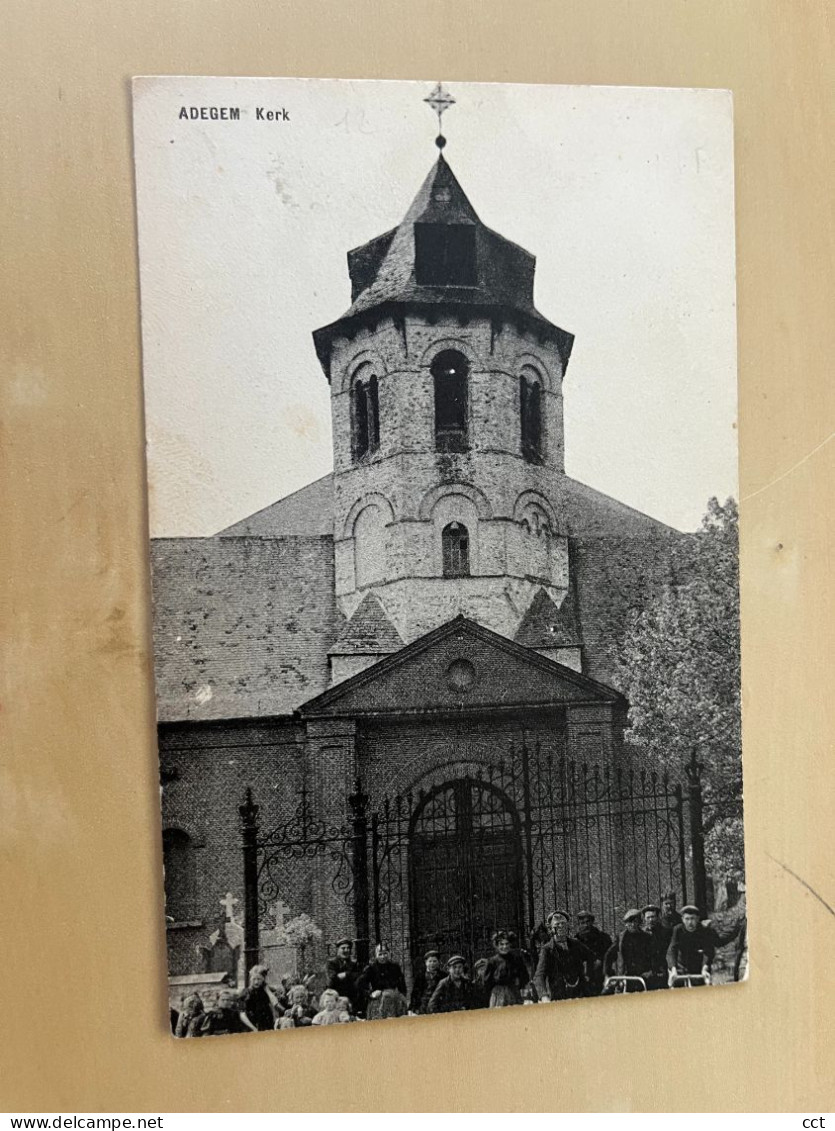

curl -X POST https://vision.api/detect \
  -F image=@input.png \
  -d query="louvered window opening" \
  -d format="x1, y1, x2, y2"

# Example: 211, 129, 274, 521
414, 223, 477, 287
353, 373, 380, 462
520, 375, 543, 463
442, 522, 470, 577
433, 350, 469, 453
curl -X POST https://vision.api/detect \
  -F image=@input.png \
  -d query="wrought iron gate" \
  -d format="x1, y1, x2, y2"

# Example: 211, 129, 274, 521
241, 744, 706, 977
373, 777, 525, 965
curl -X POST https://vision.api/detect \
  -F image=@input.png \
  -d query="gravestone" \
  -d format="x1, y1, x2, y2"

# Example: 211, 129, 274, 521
169, 970, 231, 1016
260, 899, 300, 985
197, 892, 243, 985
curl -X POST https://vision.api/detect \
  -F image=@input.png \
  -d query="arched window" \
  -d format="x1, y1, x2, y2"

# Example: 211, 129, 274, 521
433, 350, 469, 452
162, 828, 197, 922
353, 501, 388, 588
352, 371, 379, 462
520, 505, 552, 579
442, 522, 470, 577
520, 374, 543, 463
522, 505, 551, 538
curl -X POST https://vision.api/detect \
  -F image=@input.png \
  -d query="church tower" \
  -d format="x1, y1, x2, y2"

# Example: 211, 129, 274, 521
313, 88, 577, 681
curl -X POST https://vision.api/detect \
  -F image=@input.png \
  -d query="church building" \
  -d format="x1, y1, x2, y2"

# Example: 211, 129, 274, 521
153, 97, 690, 983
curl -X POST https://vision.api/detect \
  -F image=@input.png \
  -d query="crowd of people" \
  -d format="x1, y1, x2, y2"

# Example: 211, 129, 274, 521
173, 973, 357, 1037
172, 892, 745, 1036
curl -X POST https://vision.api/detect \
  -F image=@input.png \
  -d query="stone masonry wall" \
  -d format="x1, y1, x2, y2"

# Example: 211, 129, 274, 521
326, 312, 573, 644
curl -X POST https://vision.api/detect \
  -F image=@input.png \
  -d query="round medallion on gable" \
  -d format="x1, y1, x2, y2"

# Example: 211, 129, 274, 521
446, 657, 476, 692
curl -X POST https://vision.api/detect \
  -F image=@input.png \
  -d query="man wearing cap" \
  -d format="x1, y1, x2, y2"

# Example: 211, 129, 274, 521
326, 937, 360, 1011
644, 902, 672, 946
660, 891, 683, 931
603, 908, 658, 990
667, 905, 740, 984
409, 949, 444, 1014
428, 955, 475, 1013
533, 910, 594, 1002
573, 911, 612, 996
640, 905, 670, 990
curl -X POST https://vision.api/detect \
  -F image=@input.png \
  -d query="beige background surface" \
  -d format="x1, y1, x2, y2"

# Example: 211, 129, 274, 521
1, 0, 833, 1113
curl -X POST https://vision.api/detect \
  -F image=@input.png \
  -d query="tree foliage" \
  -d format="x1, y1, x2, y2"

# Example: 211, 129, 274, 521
275, 911, 323, 979
618, 497, 744, 881
275, 912, 322, 948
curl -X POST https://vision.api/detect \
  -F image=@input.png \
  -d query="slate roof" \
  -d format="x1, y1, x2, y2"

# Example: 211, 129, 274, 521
212, 471, 676, 540
559, 477, 679, 537
217, 474, 333, 537
572, 533, 684, 688
150, 477, 685, 722
514, 584, 582, 649
150, 536, 336, 722
313, 154, 574, 379
333, 592, 403, 654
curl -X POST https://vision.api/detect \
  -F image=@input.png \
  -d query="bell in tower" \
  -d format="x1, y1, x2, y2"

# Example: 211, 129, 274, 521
313, 85, 576, 672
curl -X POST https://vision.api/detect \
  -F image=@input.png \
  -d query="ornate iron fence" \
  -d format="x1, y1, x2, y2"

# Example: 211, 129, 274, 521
241, 745, 706, 978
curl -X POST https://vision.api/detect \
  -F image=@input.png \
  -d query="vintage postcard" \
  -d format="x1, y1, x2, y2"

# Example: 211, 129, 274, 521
132, 76, 744, 1038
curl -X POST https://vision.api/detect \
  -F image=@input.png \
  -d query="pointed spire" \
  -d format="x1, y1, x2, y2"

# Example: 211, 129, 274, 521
400, 151, 480, 227
311, 86, 575, 380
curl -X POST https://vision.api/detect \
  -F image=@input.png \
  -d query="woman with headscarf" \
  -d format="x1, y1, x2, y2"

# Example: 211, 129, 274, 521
479, 929, 531, 1008
357, 942, 408, 1020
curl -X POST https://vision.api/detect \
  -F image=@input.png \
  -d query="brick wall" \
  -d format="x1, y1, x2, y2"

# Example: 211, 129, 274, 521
151, 536, 336, 722
159, 719, 306, 975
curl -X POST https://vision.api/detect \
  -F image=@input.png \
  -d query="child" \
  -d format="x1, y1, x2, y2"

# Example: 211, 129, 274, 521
201, 989, 247, 1036
335, 995, 355, 1022
312, 988, 342, 1025
277, 983, 316, 1029
174, 992, 205, 1037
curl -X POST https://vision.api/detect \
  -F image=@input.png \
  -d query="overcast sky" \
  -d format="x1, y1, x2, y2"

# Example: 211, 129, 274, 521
134, 77, 737, 536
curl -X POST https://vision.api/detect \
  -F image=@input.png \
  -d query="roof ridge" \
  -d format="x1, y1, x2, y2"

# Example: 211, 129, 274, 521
562, 476, 681, 535
216, 473, 334, 536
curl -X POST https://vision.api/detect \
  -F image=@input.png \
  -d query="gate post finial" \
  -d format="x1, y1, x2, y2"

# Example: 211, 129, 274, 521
348, 778, 371, 966
348, 778, 368, 818
239, 787, 260, 829
240, 788, 261, 981
685, 749, 709, 913
684, 748, 703, 787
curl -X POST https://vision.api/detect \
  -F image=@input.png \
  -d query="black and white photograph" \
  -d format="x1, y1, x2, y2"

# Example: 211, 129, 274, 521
132, 75, 745, 1039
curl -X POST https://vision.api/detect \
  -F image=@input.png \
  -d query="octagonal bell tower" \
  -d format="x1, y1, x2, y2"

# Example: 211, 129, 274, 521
313, 94, 576, 671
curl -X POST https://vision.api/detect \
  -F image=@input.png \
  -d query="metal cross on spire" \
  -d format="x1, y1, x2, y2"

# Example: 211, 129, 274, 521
424, 81, 455, 150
